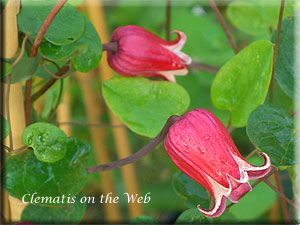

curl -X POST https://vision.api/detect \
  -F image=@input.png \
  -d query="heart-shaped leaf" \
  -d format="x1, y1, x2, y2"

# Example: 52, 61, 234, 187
172, 172, 210, 209
22, 122, 67, 163
271, 17, 296, 99
17, 0, 85, 45
21, 192, 87, 224
246, 104, 295, 167
102, 77, 190, 137
3, 138, 90, 206
211, 40, 273, 127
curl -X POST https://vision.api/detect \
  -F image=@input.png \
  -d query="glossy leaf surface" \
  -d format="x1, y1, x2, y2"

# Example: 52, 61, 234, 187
103, 77, 190, 137
22, 122, 67, 163
247, 104, 295, 167
211, 40, 273, 127
21, 192, 86, 224
3, 138, 90, 206
17, 0, 85, 45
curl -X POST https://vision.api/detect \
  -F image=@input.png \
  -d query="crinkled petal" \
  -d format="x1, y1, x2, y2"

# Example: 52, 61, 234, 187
226, 174, 252, 203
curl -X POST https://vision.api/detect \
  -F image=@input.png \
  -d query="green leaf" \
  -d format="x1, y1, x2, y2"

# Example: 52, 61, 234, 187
271, 17, 296, 99
246, 104, 295, 167
211, 40, 273, 127
40, 40, 88, 61
21, 192, 86, 224
172, 8, 234, 66
3, 138, 89, 206
227, 1, 267, 36
2, 62, 12, 77
227, 0, 295, 36
175, 208, 207, 224
102, 77, 190, 138
229, 156, 278, 221
68, 0, 84, 6
172, 172, 210, 209
17, 0, 85, 45
72, 18, 102, 72
1, 114, 10, 140
8, 55, 41, 83
130, 215, 158, 224
22, 122, 67, 163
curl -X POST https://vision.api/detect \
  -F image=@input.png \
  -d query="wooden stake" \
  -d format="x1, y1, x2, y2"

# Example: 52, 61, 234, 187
76, 72, 122, 222
57, 85, 72, 136
84, 0, 144, 218
2, 0, 27, 222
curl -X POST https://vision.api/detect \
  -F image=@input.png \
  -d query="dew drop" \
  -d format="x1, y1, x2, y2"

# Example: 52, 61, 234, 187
204, 135, 210, 140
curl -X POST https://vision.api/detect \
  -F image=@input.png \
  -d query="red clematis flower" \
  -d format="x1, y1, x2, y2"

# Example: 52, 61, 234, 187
106, 25, 192, 83
164, 109, 271, 218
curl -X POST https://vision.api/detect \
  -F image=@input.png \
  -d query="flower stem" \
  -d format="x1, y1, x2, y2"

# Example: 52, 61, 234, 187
208, 0, 239, 54
86, 115, 181, 173
24, 0, 68, 125
269, 0, 285, 103
274, 171, 290, 222
102, 42, 118, 53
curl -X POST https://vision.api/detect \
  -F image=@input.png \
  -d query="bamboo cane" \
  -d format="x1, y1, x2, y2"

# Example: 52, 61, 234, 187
76, 72, 122, 222
57, 85, 72, 136
84, 0, 144, 218
2, 0, 27, 222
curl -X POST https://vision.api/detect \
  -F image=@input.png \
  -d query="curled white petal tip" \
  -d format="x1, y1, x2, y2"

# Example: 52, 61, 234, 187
197, 195, 227, 218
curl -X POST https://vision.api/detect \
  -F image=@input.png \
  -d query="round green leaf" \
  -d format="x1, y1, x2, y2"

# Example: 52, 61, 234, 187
211, 40, 273, 127
72, 18, 102, 72
175, 208, 207, 224
17, 0, 85, 45
102, 77, 190, 138
271, 17, 296, 99
1, 114, 10, 140
172, 172, 210, 209
2, 62, 12, 77
227, 1, 267, 36
130, 215, 158, 224
246, 104, 295, 167
22, 122, 67, 163
3, 138, 89, 206
21, 192, 87, 224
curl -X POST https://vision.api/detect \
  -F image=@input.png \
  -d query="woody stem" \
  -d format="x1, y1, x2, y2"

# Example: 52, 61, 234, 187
102, 42, 118, 53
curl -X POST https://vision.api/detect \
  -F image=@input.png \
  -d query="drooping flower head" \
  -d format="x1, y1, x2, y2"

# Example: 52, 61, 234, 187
106, 25, 192, 83
164, 109, 271, 217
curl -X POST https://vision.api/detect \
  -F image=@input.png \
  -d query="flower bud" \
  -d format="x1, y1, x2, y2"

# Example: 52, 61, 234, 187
164, 109, 271, 217
106, 25, 192, 83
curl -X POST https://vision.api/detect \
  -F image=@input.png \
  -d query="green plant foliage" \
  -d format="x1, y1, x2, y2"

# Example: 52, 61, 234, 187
171, 8, 234, 66
17, 0, 85, 45
1, 114, 10, 140
21, 192, 87, 224
2, 62, 12, 77
102, 77, 190, 138
227, 0, 295, 36
130, 215, 158, 224
227, 1, 267, 36
229, 156, 278, 221
22, 122, 67, 163
172, 172, 210, 209
6, 55, 41, 83
211, 40, 273, 127
3, 138, 89, 206
40, 18, 102, 72
271, 17, 296, 99
246, 104, 295, 167
72, 18, 102, 72
175, 208, 207, 224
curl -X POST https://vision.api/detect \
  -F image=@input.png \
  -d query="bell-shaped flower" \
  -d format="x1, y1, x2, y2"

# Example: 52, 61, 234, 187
106, 25, 192, 83
164, 109, 271, 217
